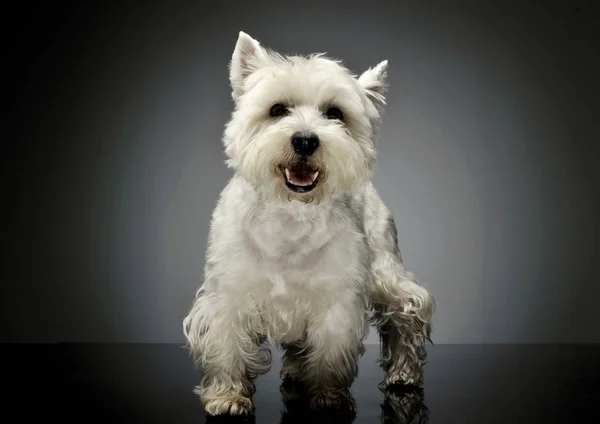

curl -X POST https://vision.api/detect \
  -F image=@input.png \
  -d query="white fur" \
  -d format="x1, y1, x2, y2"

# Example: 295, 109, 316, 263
183, 31, 435, 416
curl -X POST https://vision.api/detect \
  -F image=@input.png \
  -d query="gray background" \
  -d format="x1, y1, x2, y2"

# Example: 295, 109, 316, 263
3, 0, 599, 345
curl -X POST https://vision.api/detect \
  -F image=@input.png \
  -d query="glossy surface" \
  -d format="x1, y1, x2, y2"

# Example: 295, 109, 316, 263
6, 344, 599, 422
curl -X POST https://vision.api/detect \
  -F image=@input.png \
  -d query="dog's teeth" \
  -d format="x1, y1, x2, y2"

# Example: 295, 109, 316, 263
284, 167, 318, 187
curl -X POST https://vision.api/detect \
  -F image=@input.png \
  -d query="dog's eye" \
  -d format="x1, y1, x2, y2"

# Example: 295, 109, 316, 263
325, 107, 344, 121
269, 103, 288, 118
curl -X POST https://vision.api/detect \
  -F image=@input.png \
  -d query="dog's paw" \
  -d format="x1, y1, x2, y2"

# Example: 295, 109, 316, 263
280, 368, 301, 382
280, 356, 304, 382
204, 395, 254, 416
280, 378, 305, 402
385, 366, 423, 387
309, 388, 355, 411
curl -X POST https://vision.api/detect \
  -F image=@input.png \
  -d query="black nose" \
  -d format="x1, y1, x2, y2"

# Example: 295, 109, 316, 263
291, 132, 319, 157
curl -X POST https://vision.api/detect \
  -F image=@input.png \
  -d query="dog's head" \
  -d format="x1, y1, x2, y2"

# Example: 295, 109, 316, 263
223, 32, 388, 203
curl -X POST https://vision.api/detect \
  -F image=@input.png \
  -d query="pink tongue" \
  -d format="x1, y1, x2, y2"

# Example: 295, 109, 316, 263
289, 170, 313, 185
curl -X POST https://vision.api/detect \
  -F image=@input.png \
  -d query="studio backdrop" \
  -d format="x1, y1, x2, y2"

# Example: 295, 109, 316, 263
3, 0, 599, 344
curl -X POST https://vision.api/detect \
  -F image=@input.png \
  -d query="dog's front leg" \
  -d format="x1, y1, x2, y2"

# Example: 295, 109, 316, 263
301, 299, 367, 410
183, 291, 268, 416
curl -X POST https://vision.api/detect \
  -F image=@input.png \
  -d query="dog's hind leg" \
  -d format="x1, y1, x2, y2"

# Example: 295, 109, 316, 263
363, 185, 435, 386
280, 341, 305, 383
371, 271, 434, 386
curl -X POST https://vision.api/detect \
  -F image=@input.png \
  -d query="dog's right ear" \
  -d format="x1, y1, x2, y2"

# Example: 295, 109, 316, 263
230, 31, 267, 101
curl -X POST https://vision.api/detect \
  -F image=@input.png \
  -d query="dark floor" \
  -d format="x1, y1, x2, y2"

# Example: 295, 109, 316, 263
4, 343, 599, 423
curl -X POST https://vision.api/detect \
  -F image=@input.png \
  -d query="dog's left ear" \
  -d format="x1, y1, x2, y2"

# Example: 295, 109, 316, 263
358, 60, 388, 108
230, 31, 268, 101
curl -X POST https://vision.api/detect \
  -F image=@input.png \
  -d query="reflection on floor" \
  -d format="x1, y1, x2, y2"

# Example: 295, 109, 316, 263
2, 343, 599, 423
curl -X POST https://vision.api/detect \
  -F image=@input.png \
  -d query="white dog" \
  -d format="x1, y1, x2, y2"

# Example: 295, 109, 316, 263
183, 31, 435, 416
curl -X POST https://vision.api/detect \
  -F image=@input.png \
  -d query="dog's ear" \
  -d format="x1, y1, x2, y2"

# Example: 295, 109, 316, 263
230, 31, 267, 100
358, 60, 388, 108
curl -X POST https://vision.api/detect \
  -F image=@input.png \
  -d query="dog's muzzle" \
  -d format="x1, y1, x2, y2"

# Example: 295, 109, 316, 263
279, 132, 321, 193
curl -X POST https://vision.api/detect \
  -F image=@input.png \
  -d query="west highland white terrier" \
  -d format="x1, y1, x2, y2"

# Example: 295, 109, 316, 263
183, 31, 435, 416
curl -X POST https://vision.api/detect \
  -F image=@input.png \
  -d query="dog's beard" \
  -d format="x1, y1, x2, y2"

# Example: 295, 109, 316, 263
228, 131, 374, 204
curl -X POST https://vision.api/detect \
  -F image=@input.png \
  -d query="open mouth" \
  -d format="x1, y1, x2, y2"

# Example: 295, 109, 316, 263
280, 164, 320, 193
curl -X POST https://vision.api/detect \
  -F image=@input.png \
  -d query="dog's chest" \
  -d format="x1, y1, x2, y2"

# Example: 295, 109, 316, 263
246, 206, 340, 263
